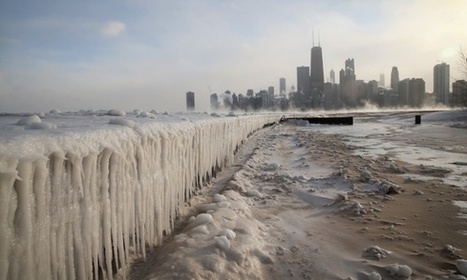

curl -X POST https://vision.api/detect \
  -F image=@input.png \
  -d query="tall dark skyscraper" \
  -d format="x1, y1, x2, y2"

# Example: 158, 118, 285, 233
391, 66, 399, 92
186, 91, 195, 111
310, 37, 324, 108
434, 62, 450, 105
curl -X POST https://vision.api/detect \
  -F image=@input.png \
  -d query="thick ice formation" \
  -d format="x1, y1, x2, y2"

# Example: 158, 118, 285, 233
0, 112, 279, 280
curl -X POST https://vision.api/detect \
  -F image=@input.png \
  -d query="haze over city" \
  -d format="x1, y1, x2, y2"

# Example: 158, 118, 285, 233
1, 0, 466, 113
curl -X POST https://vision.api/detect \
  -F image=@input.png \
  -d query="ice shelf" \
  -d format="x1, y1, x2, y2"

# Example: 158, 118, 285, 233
0, 112, 280, 280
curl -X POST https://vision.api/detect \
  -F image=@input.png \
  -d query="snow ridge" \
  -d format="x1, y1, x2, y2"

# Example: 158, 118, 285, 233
0, 114, 279, 280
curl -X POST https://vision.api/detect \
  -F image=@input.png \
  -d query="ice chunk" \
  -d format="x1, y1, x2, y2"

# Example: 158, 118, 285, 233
385, 263, 412, 278
362, 246, 389, 260
16, 115, 41, 125
457, 259, 467, 276
213, 235, 230, 250
107, 109, 126, 116
213, 194, 226, 203
219, 228, 236, 240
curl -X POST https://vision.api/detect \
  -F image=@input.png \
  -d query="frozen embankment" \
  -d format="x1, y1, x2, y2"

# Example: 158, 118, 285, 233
0, 111, 280, 280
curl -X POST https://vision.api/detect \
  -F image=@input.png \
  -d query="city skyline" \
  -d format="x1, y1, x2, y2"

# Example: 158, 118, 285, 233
1, 0, 466, 113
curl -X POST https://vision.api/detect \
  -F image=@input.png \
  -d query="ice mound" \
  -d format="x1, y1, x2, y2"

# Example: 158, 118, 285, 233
457, 259, 467, 277
441, 245, 462, 260
213, 194, 226, 203
385, 263, 412, 278
137, 111, 156, 118
16, 115, 41, 125
368, 271, 382, 280
107, 109, 126, 116
108, 118, 135, 128
49, 109, 60, 114
262, 162, 281, 171
218, 228, 236, 240
362, 245, 389, 260
213, 235, 230, 250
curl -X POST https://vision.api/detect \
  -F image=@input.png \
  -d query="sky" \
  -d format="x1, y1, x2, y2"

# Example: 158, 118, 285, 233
1, 0, 466, 113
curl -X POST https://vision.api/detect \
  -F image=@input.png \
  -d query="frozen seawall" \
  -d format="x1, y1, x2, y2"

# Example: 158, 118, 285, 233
0, 112, 280, 280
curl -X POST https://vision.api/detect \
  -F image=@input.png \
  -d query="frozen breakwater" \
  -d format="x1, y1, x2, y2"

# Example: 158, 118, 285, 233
0, 111, 280, 280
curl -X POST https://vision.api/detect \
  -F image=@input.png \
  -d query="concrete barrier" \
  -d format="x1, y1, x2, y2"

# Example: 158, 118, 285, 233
282, 116, 353, 125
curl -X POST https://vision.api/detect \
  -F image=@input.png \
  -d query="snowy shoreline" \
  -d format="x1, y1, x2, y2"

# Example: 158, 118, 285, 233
0, 109, 466, 279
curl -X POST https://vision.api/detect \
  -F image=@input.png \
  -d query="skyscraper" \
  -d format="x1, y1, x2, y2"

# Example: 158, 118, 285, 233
296, 66, 310, 95
379, 73, 385, 88
279, 77, 286, 94
330, 70, 335, 84
433, 62, 450, 105
390, 67, 399, 92
340, 58, 357, 107
186, 91, 195, 111
310, 46, 324, 93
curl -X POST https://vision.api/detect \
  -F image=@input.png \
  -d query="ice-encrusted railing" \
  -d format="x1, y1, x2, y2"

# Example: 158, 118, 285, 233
0, 114, 280, 280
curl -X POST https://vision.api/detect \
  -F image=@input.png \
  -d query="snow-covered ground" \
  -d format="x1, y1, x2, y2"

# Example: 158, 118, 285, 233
1, 109, 466, 279
129, 109, 467, 280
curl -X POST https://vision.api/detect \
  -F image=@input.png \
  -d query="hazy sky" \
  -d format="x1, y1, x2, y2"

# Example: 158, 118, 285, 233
1, 0, 466, 113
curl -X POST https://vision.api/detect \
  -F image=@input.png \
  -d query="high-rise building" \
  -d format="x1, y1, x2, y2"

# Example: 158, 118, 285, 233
330, 70, 335, 84
345, 59, 355, 75
340, 58, 357, 107
379, 73, 385, 88
310, 45, 324, 109
186, 91, 195, 110
297, 66, 310, 95
434, 62, 450, 105
279, 78, 286, 94
210, 93, 219, 110
390, 67, 399, 92
268, 86, 274, 96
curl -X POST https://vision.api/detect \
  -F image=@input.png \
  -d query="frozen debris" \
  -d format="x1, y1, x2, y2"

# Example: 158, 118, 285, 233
441, 245, 462, 260
49, 109, 61, 114
137, 111, 156, 118
388, 163, 405, 174
211, 112, 220, 117
213, 194, 226, 203
368, 271, 382, 280
339, 202, 367, 216
337, 192, 348, 201
16, 115, 41, 125
213, 235, 230, 250
108, 118, 135, 128
107, 109, 126, 116
378, 180, 402, 195
227, 111, 237, 117
362, 246, 389, 260
360, 168, 373, 182
385, 263, 412, 278
246, 190, 262, 198
218, 228, 236, 240
413, 190, 424, 195
457, 259, 467, 277
261, 162, 281, 171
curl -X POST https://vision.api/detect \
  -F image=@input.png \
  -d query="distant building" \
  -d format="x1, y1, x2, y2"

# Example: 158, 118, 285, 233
310, 45, 324, 108
210, 93, 219, 110
390, 67, 399, 92
433, 62, 450, 105
398, 78, 425, 107
279, 78, 286, 94
339, 58, 357, 107
379, 73, 385, 88
186, 91, 195, 111
452, 80, 467, 107
268, 86, 274, 96
296, 66, 310, 95
330, 69, 335, 84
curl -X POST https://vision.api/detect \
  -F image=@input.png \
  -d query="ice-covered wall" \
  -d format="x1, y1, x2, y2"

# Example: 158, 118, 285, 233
0, 113, 280, 280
